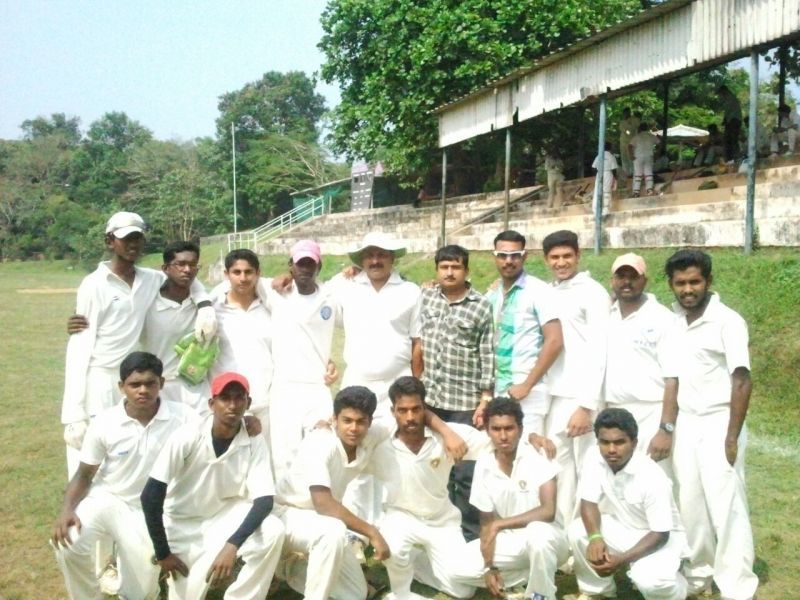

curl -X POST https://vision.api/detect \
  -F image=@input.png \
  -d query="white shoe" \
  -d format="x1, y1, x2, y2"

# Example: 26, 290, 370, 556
346, 533, 366, 564
98, 563, 120, 595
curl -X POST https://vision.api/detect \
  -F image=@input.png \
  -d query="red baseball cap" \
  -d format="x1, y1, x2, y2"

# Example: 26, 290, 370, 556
211, 372, 250, 396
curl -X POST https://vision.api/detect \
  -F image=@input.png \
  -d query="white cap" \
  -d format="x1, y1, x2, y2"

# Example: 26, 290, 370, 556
105, 212, 145, 238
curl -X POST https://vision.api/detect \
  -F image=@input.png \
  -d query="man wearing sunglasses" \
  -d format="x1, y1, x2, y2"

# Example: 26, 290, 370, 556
486, 230, 564, 440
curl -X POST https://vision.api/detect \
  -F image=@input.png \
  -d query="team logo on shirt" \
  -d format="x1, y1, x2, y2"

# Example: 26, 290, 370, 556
320, 305, 332, 320
430, 458, 441, 468
518, 480, 527, 490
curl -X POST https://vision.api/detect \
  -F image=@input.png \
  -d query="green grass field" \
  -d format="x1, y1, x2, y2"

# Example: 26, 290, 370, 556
1, 248, 798, 599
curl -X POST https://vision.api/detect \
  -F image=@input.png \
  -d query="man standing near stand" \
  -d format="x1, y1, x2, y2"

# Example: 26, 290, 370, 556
663, 249, 758, 600
605, 253, 676, 474
418, 244, 494, 541
541, 230, 610, 527
487, 230, 563, 435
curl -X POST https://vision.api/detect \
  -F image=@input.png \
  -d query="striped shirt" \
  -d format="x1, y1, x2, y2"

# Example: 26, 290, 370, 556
419, 285, 495, 411
487, 272, 559, 395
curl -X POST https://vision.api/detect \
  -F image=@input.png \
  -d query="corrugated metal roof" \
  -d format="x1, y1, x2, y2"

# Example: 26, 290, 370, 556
432, 0, 694, 115
435, 0, 800, 147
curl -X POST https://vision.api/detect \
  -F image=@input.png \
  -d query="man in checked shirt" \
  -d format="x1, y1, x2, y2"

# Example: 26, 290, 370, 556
418, 244, 495, 541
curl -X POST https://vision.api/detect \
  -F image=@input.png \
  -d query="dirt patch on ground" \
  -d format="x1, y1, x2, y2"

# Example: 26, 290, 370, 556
16, 288, 76, 294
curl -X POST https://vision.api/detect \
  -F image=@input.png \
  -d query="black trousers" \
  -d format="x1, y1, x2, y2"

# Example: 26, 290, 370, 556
429, 406, 481, 542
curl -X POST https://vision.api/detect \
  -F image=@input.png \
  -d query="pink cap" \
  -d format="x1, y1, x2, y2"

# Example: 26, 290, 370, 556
211, 372, 250, 396
290, 240, 321, 264
611, 252, 647, 275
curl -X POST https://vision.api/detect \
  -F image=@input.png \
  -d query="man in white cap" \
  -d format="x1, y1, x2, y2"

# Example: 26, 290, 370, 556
267, 240, 339, 480
62, 212, 216, 477
605, 252, 676, 474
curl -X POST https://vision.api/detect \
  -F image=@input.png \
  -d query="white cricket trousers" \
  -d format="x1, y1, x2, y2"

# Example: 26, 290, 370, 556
53, 492, 159, 600
545, 395, 596, 526
66, 366, 120, 478
275, 506, 367, 600
160, 377, 210, 412
341, 373, 397, 526
672, 412, 758, 600
633, 155, 654, 193
452, 521, 568, 599
770, 127, 796, 152
593, 172, 614, 217
568, 516, 688, 600
380, 509, 474, 599
608, 400, 674, 479
269, 381, 333, 482
163, 502, 285, 600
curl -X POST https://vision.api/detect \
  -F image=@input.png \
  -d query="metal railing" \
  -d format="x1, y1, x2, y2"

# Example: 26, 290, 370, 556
227, 195, 331, 252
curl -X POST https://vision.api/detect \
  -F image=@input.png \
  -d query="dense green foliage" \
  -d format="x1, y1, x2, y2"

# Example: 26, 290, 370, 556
0, 72, 345, 262
319, 0, 644, 180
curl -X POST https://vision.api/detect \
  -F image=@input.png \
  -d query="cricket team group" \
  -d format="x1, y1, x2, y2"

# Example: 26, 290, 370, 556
51, 210, 758, 600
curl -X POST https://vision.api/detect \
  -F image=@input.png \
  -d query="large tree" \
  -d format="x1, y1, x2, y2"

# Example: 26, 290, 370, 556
214, 71, 331, 226
319, 0, 642, 179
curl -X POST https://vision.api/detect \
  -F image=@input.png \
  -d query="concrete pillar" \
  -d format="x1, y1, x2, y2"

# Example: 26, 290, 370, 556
440, 149, 447, 246
593, 96, 607, 255
504, 128, 511, 230
745, 50, 758, 255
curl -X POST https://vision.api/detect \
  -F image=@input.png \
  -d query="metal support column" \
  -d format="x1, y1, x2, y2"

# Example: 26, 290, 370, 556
440, 149, 447, 246
745, 50, 758, 255
661, 81, 670, 156
778, 44, 787, 125
504, 129, 511, 229
577, 108, 585, 178
593, 96, 607, 255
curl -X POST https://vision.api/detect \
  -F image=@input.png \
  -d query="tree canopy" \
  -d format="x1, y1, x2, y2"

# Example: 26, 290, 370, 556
319, 0, 643, 178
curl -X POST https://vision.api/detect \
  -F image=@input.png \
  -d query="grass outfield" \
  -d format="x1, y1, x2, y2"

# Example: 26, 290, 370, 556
0, 248, 797, 599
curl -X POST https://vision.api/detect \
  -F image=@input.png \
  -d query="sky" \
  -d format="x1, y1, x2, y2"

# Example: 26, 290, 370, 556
0, 0, 340, 141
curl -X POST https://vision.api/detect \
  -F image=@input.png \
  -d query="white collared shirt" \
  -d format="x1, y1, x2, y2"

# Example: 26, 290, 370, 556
605, 294, 674, 405
371, 423, 490, 526
81, 400, 198, 506
579, 447, 681, 533
150, 415, 275, 520
62, 264, 209, 423
211, 290, 273, 413
265, 282, 338, 385
276, 423, 391, 509
664, 293, 750, 416
328, 271, 421, 381
470, 441, 559, 519
547, 271, 610, 408
141, 293, 197, 380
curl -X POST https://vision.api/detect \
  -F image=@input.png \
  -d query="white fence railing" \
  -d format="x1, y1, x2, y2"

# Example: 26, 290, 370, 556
227, 195, 330, 253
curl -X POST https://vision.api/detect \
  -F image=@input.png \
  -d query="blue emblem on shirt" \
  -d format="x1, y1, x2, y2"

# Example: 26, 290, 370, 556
320, 305, 332, 320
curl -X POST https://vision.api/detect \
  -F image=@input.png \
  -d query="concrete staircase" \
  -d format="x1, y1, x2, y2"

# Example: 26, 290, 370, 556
245, 159, 800, 257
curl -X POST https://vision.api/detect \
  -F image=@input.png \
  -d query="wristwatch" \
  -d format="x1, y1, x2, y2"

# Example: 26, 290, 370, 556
659, 422, 675, 434
482, 565, 499, 575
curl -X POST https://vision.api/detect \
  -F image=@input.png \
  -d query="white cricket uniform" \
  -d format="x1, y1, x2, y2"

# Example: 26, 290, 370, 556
619, 116, 641, 176
544, 154, 565, 207
486, 271, 560, 434
149, 416, 284, 600
373, 424, 490, 599
546, 271, 610, 526
210, 289, 273, 430
630, 131, 659, 193
451, 441, 568, 599
664, 293, 758, 600
592, 150, 618, 216
330, 270, 421, 411
605, 294, 675, 475
770, 109, 799, 153
62, 263, 207, 474
569, 449, 688, 600
54, 400, 197, 600
141, 292, 210, 412
266, 282, 338, 481
329, 270, 421, 524
274, 425, 391, 600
